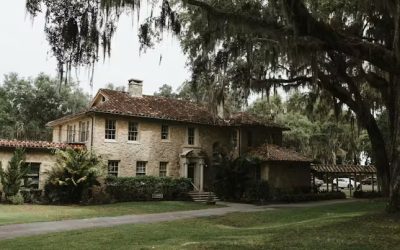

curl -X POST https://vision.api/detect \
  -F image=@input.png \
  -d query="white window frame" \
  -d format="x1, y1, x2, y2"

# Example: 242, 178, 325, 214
67, 125, 73, 143
159, 162, 168, 177
188, 127, 195, 145
79, 121, 88, 142
128, 121, 139, 141
105, 119, 116, 140
136, 161, 147, 176
161, 124, 169, 140
232, 129, 238, 148
108, 160, 119, 177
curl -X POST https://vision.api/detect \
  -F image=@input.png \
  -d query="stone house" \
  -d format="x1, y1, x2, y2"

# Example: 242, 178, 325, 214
0, 140, 82, 190
0, 79, 311, 192
45, 79, 311, 191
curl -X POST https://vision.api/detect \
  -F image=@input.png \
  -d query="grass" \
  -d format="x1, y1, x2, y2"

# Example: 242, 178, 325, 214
1, 200, 399, 249
0, 201, 221, 225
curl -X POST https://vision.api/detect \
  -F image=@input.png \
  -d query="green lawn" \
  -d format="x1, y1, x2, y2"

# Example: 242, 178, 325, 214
0, 201, 220, 225
1, 200, 399, 249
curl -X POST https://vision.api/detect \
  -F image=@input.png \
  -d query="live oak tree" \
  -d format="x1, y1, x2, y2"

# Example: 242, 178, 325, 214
0, 73, 89, 140
26, 0, 400, 212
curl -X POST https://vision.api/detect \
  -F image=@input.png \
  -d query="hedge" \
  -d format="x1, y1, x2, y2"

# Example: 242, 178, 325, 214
353, 191, 383, 199
105, 176, 192, 202
278, 191, 346, 203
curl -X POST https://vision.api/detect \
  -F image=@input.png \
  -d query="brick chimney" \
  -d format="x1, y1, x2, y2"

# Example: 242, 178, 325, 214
128, 78, 143, 97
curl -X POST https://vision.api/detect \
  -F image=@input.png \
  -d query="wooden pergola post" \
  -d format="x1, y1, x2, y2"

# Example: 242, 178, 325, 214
326, 174, 329, 192
312, 173, 316, 193
372, 173, 375, 192
349, 175, 352, 197
335, 173, 339, 192
354, 172, 357, 192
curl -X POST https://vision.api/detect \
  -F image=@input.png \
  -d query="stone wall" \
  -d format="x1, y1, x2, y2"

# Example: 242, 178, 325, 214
89, 114, 234, 178
261, 162, 310, 191
0, 149, 56, 189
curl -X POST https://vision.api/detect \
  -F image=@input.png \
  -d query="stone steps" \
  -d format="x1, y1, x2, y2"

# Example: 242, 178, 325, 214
188, 191, 220, 202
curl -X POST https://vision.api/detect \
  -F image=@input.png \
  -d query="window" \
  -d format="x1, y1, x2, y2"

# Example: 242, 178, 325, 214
86, 121, 90, 141
67, 125, 73, 143
161, 125, 169, 140
23, 163, 40, 189
159, 162, 168, 177
188, 127, 195, 145
232, 130, 238, 148
136, 161, 147, 176
247, 131, 253, 147
128, 122, 138, 141
79, 121, 89, 142
102, 96, 106, 102
73, 125, 76, 142
105, 119, 116, 140
108, 161, 119, 177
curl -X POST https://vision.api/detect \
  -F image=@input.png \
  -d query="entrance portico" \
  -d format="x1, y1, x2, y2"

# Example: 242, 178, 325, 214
180, 149, 206, 191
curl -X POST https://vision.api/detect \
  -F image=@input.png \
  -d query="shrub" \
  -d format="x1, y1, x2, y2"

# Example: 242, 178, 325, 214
213, 156, 262, 201
20, 189, 43, 203
7, 193, 24, 205
44, 149, 105, 204
105, 176, 192, 202
278, 191, 346, 203
353, 191, 383, 199
243, 180, 270, 202
0, 148, 29, 200
87, 186, 112, 204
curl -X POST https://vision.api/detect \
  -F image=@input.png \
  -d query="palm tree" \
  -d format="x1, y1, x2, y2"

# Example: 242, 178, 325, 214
45, 148, 105, 203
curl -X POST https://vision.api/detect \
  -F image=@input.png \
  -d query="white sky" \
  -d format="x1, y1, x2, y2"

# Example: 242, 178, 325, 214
0, 1, 190, 96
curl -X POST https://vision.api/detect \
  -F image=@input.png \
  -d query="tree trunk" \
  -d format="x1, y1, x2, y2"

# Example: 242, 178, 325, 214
387, 160, 400, 212
363, 112, 391, 196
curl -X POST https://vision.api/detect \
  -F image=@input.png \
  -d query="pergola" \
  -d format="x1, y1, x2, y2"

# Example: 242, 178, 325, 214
311, 164, 378, 196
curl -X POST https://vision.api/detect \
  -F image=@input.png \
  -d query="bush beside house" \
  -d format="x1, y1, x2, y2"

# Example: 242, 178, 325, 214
105, 176, 192, 202
44, 148, 104, 204
0, 148, 30, 204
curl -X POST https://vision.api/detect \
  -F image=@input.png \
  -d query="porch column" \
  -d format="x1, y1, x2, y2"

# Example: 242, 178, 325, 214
199, 160, 204, 191
180, 158, 188, 178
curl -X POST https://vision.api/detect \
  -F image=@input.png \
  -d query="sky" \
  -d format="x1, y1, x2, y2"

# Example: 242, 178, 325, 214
0, 1, 190, 96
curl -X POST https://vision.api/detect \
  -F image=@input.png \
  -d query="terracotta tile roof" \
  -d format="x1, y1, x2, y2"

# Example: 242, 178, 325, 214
311, 164, 376, 173
0, 140, 85, 150
227, 112, 289, 129
249, 144, 311, 163
91, 89, 223, 125
47, 89, 288, 129
46, 111, 88, 127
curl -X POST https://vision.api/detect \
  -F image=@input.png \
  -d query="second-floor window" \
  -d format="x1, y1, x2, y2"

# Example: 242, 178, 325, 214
79, 121, 89, 142
161, 125, 169, 140
136, 161, 147, 176
247, 131, 253, 147
67, 125, 74, 143
232, 130, 238, 148
128, 122, 138, 141
108, 160, 119, 177
188, 127, 195, 145
105, 119, 116, 140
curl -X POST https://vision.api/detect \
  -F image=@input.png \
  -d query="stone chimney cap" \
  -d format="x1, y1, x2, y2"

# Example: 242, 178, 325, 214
128, 78, 143, 84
